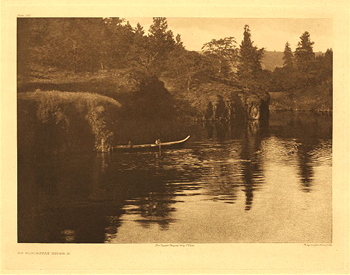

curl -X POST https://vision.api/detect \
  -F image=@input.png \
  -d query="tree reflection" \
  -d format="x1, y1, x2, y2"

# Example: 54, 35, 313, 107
201, 120, 266, 209
205, 121, 238, 140
128, 186, 179, 231
99, 153, 183, 236
136, 196, 177, 231
194, 123, 242, 203
269, 111, 332, 193
240, 120, 265, 211
296, 146, 314, 192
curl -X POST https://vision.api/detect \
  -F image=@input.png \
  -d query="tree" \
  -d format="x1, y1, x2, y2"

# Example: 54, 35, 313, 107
269, 41, 296, 93
175, 34, 184, 50
145, 17, 176, 74
201, 37, 238, 76
237, 25, 265, 87
294, 31, 315, 72
166, 50, 214, 90
134, 22, 145, 36
108, 20, 136, 69
126, 22, 152, 69
148, 18, 175, 55
323, 48, 333, 78
293, 31, 319, 87
283, 42, 294, 69
271, 66, 298, 92
18, 18, 108, 73
314, 48, 333, 87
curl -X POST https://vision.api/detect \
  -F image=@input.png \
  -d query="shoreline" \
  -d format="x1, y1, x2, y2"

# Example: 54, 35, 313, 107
269, 107, 332, 114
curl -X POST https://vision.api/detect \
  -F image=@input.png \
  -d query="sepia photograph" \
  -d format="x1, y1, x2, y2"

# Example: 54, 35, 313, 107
1, 0, 349, 273
17, 17, 333, 244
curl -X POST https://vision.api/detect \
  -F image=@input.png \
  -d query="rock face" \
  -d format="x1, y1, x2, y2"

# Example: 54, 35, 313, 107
205, 90, 270, 122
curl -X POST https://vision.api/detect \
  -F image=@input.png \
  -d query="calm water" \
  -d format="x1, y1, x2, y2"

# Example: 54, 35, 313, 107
18, 111, 332, 243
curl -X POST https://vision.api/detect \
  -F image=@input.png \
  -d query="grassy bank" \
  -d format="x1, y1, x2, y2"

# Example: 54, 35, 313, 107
17, 68, 271, 156
269, 83, 332, 113
19, 68, 176, 120
18, 91, 121, 155
18, 67, 149, 101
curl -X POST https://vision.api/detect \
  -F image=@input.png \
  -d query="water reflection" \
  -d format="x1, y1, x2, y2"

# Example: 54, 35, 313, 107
297, 146, 314, 192
241, 120, 265, 211
18, 111, 332, 243
270, 111, 332, 192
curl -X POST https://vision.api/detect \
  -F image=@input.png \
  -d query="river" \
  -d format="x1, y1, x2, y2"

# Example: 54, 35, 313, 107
18, 110, 332, 243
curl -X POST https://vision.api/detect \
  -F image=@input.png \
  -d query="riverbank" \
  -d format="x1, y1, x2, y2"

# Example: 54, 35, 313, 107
269, 83, 332, 113
18, 90, 122, 154
18, 67, 270, 121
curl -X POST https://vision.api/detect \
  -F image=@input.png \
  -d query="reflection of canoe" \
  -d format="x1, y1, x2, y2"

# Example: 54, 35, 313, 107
112, 135, 191, 152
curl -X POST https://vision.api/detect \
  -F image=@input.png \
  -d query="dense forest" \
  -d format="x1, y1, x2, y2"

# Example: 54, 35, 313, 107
18, 18, 262, 86
18, 18, 269, 97
17, 17, 333, 152
269, 33, 332, 111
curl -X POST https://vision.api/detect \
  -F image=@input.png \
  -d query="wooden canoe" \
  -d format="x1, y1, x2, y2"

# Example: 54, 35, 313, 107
112, 135, 190, 152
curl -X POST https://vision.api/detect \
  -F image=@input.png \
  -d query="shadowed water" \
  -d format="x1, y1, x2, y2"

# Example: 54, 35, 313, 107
18, 111, 332, 243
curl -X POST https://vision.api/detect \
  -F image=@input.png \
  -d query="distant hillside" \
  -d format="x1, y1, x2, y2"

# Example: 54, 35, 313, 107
261, 51, 325, 71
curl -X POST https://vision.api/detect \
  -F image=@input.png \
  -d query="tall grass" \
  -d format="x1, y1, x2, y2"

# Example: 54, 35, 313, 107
18, 90, 121, 155
18, 67, 149, 102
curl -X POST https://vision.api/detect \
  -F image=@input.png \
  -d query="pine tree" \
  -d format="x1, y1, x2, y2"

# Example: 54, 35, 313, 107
134, 23, 145, 36
237, 25, 264, 85
175, 34, 184, 49
316, 48, 333, 82
294, 31, 315, 72
148, 17, 175, 55
283, 42, 294, 69
324, 48, 333, 77
146, 17, 176, 74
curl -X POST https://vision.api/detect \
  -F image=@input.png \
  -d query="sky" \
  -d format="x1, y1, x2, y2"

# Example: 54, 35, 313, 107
126, 18, 332, 52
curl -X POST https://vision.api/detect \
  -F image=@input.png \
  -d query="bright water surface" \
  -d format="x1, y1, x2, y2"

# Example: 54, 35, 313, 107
18, 111, 332, 243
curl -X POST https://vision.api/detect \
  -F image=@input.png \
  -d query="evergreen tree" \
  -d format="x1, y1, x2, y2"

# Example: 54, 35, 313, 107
134, 23, 145, 36
283, 42, 294, 68
237, 25, 264, 87
148, 17, 175, 55
126, 22, 150, 69
315, 48, 333, 84
294, 31, 315, 72
147, 17, 176, 74
175, 34, 184, 49
324, 48, 333, 78
108, 20, 135, 69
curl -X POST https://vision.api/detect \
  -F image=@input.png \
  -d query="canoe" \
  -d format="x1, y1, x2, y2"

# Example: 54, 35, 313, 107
112, 135, 191, 152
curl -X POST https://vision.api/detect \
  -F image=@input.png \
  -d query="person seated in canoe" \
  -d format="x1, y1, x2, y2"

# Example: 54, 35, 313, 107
155, 139, 161, 145
128, 141, 133, 148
